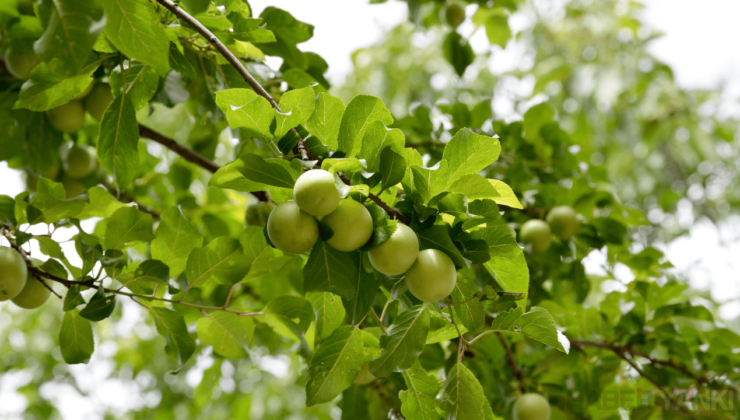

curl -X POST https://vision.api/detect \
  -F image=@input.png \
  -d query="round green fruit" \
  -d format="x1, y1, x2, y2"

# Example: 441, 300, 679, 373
354, 362, 376, 385
74, 81, 94, 100
546, 206, 579, 240
266, 201, 319, 254
445, 3, 466, 28
46, 100, 85, 133
293, 169, 340, 217
513, 393, 551, 420
41, 161, 61, 180
245, 202, 276, 227
61, 176, 86, 198
65, 144, 96, 179
321, 199, 373, 252
405, 249, 457, 302
85, 84, 114, 121
520, 219, 552, 254
12, 259, 51, 309
368, 224, 419, 276
4, 40, 40, 80
0, 246, 28, 301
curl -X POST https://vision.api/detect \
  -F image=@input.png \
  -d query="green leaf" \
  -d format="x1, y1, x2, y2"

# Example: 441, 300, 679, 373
151, 207, 204, 278
337, 95, 393, 157
436, 363, 494, 420
196, 311, 255, 358
378, 147, 406, 193
39, 259, 67, 280
25, 113, 63, 177
400, 361, 442, 420
467, 199, 500, 221
359, 121, 406, 172
341, 386, 371, 420
104, 206, 154, 250
77, 187, 127, 219
117, 259, 170, 294
0, 195, 17, 226
471, 225, 529, 306
306, 326, 365, 406
365, 204, 398, 248
79, 290, 116, 322
487, 180, 522, 209
238, 153, 296, 189
34, 0, 104, 74
27, 178, 87, 225
341, 257, 381, 325
369, 305, 430, 377
303, 241, 358, 300
442, 129, 501, 184
305, 92, 345, 149
103, 0, 170, 75
321, 158, 365, 175
148, 307, 196, 371
63, 285, 86, 311
473, 7, 511, 48
215, 88, 274, 138
98, 94, 139, 188
451, 274, 485, 333
411, 161, 449, 203
273, 85, 315, 138
490, 306, 569, 353
522, 102, 554, 143
261, 295, 314, 342
443, 32, 474, 77
59, 309, 94, 364
239, 226, 277, 273
168, 42, 196, 81
182, 0, 209, 15
416, 225, 467, 269
15, 56, 102, 111
110, 61, 159, 110
208, 158, 276, 193
449, 174, 500, 201
307, 292, 346, 341
185, 236, 252, 288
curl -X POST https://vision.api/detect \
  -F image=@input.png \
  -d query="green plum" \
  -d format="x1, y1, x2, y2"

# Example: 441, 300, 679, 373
3, 40, 40, 80
267, 201, 319, 254
445, 3, 466, 28
85, 84, 114, 121
245, 202, 277, 227
65, 144, 96, 179
368, 224, 419, 276
513, 393, 551, 420
321, 199, 373, 252
0, 246, 28, 301
519, 219, 552, 254
61, 176, 86, 198
46, 100, 85, 133
74, 81, 94, 100
546, 206, 579, 240
293, 169, 340, 217
354, 362, 376, 385
12, 259, 51, 309
405, 249, 457, 302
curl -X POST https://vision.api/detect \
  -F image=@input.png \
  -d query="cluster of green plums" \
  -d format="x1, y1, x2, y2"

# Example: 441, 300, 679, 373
519, 206, 580, 254
26, 143, 100, 199
0, 247, 51, 309
254, 169, 458, 303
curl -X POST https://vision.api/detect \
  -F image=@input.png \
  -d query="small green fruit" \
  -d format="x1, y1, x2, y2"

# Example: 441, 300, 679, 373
445, 3, 466, 28
74, 81, 94, 100
46, 100, 85, 133
368, 224, 419, 276
405, 249, 457, 302
321, 199, 373, 252
520, 219, 552, 254
85, 84, 114, 121
245, 202, 277, 227
354, 362, 376, 385
266, 201, 319, 254
0, 246, 28, 301
61, 176, 86, 198
12, 259, 51, 309
65, 144, 96, 179
513, 393, 551, 420
293, 169, 341, 217
3, 40, 40, 80
546, 206, 579, 240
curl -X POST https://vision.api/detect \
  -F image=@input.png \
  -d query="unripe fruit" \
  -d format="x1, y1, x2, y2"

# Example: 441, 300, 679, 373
445, 3, 466, 28
85, 84, 114, 121
546, 206, 579, 240
0, 246, 28, 301
12, 259, 51, 309
513, 393, 551, 420
519, 219, 552, 254
46, 100, 85, 133
245, 202, 276, 227
321, 200, 373, 252
405, 249, 457, 302
266, 201, 319, 254
74, 82, 94, 100
65, 144, 96, 179
354, 362, 376, 385
3, 41, 40, 80
368, 224, 419, 276
41, 161, 61, 180
293, 169, 340, 217
61, 176, 86, 198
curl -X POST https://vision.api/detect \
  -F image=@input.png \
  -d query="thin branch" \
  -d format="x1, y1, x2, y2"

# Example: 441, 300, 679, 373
138, 125, 219, 173
495, 332, 526, 393
338, 173, 411, 225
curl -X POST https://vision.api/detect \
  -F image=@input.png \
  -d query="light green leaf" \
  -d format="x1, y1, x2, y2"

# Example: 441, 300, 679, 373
59, 309, 94, 364
436, 363, 494, 420
401, 148, 424, 194
77, 187, 127, 219
411, 161, 449, 203
307, 292, 346, 341
369, 305, 430, 377
378, 147, 406, 193
305, 92, 345, 149
490, 306, 569, 353
337, 95, 393, 157
442, 129, 501, 184
196, 311, 255, 358
306, 326, 364, 406
449, 174, 500, 201
471, 225, 529, 306
261, 295, 314, 342
151, 207, 204, 278
473, 7, 511, 48
359, 121, 405, 172
0, 195, 16, 226
400, 361, 442, 420
216, 88, 274, 138
238, 153, 296, 189
185, 236, 251, 287
321, 158, 365, 175
149, 307, 196, 371
15, 56, 102, 111
110, 61, 159, 110
104, 206, 154, 250
27, 178, 87, 225
522, 102, 555, 143
273, 85, 315, 138
488, 179, 522, 209
103, 0, 170, 74
209, 158, 277, 193
303, 240, 358, 300
451, 273, 485, 333
98, 94, 139, 188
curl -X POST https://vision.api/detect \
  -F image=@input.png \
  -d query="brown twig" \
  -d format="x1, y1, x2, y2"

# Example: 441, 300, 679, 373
337, 173, 411, 225
496, 332, 526, 394
138, 125, 219, 173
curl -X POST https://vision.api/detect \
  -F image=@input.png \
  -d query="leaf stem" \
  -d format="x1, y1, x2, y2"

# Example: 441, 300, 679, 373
370, 307, 386, 333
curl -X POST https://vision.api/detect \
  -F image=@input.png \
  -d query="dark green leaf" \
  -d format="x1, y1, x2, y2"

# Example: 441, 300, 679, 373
417, 225, 467, 269
103, 0, 170, 74
148, 307, 196, 371
306, 326, 364, 406
98, 94, 139, 188
79, 290, 116, 322
303, 240, 358, 300
337, 95, 393, 157
104, 206, 154, 250
436, 363, 494, 420
63, 285, 86, 311
59, 309, 94, 364
369, 305, 430, 377
238, 153, 296, 189
443, 32, 474, 77
378, 147, 406, 193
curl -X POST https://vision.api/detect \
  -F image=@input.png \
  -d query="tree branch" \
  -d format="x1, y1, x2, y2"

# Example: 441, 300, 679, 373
496, 332, 526, 394
337, 173, 410, 225
139, 125, 219, 173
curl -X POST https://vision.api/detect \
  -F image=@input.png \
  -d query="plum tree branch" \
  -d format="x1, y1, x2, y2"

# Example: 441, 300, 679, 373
138, 125, 219, 173
495, 332, 526, 394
